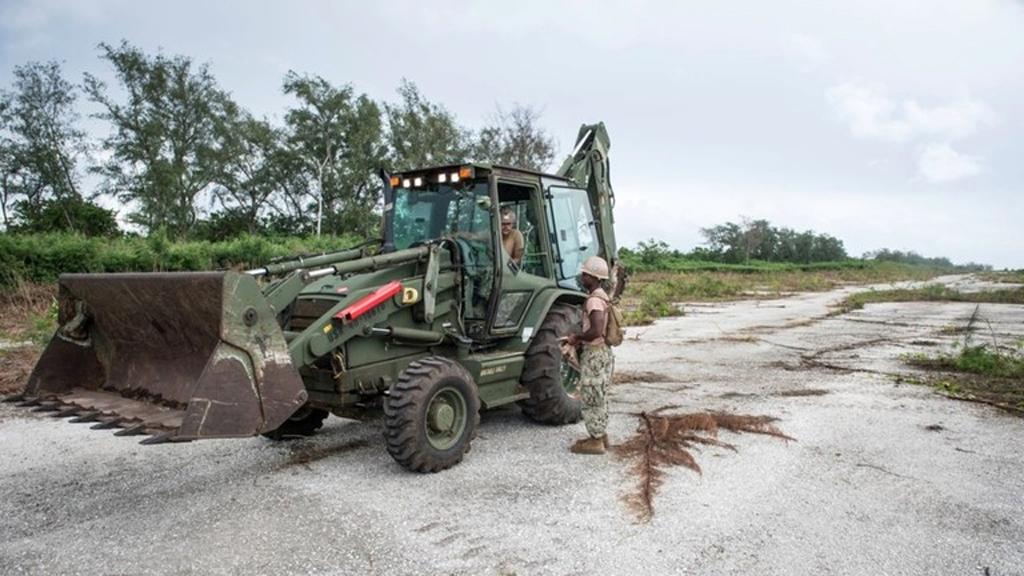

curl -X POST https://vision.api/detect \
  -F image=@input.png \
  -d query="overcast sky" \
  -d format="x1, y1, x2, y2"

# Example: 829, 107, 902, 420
2, 0, 1021, 267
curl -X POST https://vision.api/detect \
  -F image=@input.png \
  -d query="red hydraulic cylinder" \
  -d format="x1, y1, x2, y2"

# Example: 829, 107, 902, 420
334, 281, 403, 323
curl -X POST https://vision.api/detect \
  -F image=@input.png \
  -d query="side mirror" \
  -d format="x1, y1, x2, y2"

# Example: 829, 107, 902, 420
476, 196, 493, 210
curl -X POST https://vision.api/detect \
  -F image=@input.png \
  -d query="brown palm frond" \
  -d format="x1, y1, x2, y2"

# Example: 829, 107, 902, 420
612, 408, 794, 522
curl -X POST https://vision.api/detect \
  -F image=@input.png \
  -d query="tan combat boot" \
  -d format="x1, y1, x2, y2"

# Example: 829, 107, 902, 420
570, 435, 607, 455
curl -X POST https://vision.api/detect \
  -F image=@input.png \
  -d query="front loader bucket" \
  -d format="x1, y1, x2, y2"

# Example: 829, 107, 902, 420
18, 271, 308, 443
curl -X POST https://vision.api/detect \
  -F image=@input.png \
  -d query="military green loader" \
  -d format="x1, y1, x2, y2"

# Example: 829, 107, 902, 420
5, 123, 625, 473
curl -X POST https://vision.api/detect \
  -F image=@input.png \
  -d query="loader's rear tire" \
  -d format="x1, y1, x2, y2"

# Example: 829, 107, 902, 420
384, 357, 481, 473
517, 303, 583, 425
261, 406, 329, 440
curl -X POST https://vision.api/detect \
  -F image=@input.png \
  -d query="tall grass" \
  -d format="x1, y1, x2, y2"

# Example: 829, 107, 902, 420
0, 232, 363, 288
621, 262, 949, 325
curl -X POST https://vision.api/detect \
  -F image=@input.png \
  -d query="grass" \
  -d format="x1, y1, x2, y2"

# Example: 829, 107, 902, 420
907, 344, 1024, 380
979, 270, 1024, 284
835, 284, 1024, 315
0, 281, 56, 345
0, 280, 56, 396
620, 261, 947, 326
903, 343, 1024, 414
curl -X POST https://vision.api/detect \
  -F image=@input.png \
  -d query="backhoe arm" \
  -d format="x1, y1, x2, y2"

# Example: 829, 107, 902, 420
556, 122, 618, 263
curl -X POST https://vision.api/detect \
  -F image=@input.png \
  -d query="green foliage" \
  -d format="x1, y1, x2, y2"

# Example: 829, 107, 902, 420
283, 71, 386, 237
862, 248, 992, 271
26, 299, 58, 345
980, 270, 1024, 284
210, 111, 286, 235
472, 104, 556, 171
84, 41, 236, 238
0, 60, 87, 227
384, 79, 470, 169
903, 342, 1024, 413
11, 195, 119, 237
620, 261, 949, 326
699, 219, 847, 264
0, 232, 361, 288
837, 285, 1024, 313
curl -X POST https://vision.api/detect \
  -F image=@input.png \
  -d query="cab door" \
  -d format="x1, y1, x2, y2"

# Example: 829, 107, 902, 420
488, 178, 553, 336
544, 185, 601, 290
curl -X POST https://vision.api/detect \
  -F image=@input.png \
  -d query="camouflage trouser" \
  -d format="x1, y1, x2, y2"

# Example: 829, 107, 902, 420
579, 344, 614, 438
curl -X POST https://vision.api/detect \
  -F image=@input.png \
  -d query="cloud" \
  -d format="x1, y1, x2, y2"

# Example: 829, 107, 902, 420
0, 0, 109, 32
826, 82, 911, 141
916, 142, 982, 183
902, 99, 994, 140
826, 81, 994, 143
789, 34, 829, 69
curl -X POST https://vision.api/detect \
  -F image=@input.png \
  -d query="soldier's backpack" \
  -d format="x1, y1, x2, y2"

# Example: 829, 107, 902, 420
595, 293, 625, 347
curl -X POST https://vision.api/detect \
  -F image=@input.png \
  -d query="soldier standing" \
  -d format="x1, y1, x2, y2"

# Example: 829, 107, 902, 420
566, 256, 614, 455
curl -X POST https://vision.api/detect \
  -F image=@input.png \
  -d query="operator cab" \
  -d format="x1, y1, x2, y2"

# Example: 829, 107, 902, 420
383, 164, 602, 339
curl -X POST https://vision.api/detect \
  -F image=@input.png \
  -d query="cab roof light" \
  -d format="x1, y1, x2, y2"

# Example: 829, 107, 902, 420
458, 166, 473, 180
437, 173, 447, 183
413, 177, 423, 187
389, 176, 400, 187
450, 172, 460, 183
402, 178, 412, 188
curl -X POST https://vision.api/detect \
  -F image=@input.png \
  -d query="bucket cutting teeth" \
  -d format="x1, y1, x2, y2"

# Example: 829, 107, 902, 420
139, 433, 173, 446
51, 406, 81, 418
90, 418, 124, 430
114, 424, 147, 437
20, 271, 308, 443
68, 411, 101, 423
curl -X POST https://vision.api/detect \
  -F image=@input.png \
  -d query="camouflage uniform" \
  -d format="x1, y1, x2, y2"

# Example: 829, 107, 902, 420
579, 344, 614, 438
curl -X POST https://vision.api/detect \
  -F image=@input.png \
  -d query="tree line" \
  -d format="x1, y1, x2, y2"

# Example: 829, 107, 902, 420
0, 41, 557, 240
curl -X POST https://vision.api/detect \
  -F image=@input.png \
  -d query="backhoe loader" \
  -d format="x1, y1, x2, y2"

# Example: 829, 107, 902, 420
5, 123, 624, 473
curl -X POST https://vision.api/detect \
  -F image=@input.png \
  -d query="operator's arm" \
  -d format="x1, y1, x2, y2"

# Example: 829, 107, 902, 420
567, 308, 606, 346
511, 230, 525, 264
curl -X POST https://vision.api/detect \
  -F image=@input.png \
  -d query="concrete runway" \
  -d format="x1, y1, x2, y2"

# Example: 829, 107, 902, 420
1, 275, 1021, 575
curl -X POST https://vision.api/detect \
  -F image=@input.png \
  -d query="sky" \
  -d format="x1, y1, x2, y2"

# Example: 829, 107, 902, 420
1, 0, 1021, 267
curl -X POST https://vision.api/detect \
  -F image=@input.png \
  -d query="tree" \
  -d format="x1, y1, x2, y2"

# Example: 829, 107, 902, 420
635, 238, 672, 268
473, 104, 556, 171
84, 41, 234, 238
0, 95, 15, 227
701, 218, 847, 263
0, 61, 87, 230
700, 222, 745, 263
282, 71, 386, 237
210, 106, 283, 235
384, 79, 469, 170
12, 195, 119, 237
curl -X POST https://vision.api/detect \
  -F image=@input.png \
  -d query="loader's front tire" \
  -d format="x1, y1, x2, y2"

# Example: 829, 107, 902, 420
517, 303, 583, 425
261, 406, 329, 440
384, 357, 480, 473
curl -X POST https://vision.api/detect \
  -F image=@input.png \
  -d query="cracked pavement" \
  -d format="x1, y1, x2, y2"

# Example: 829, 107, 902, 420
1, 274, 1022, 575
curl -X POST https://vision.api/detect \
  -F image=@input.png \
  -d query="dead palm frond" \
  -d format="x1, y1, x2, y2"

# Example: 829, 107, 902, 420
612, 409, 793, 522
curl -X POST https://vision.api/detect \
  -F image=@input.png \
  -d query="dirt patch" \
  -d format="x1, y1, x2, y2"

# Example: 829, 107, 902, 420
917, 373, 1024, 416
0, 346, 40, 396
613, 407, 793, 522
775, 388, 829, 397
281, 438, 372, 469
613, 371, 675, 385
